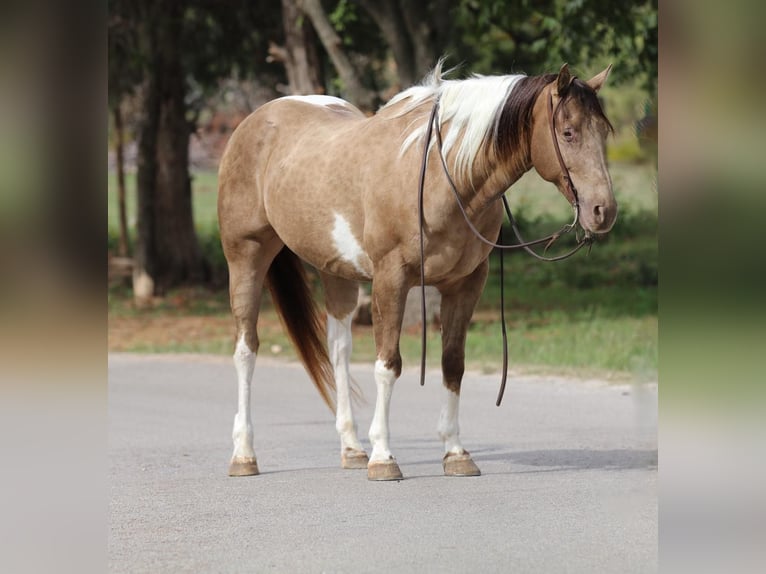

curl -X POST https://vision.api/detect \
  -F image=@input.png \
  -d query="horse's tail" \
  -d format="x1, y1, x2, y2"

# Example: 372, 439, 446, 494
267, 248, 336, 412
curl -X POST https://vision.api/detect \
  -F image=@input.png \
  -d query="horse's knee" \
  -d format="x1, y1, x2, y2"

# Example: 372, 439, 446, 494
375, 355, 401, 382
234, 332, 258, 361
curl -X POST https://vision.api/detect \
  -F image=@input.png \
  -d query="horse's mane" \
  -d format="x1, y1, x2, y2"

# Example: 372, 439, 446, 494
382, 61, 524, 186
382, 61, 610, 187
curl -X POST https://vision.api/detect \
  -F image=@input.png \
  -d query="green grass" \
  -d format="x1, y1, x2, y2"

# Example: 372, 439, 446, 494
108, 282, 656, 381
108, 161, 657, 381
356, 314, 656, 381
107, 170, 219, 233
506, 162, 657, 221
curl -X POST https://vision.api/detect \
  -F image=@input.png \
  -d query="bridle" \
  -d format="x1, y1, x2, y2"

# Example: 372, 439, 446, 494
416, 83, 593, 405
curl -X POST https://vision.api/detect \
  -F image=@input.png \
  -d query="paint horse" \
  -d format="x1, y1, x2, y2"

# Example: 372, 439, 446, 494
218, 63, 617, 480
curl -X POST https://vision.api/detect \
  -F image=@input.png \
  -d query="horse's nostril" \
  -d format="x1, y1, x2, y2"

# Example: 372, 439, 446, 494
593, 204, 604, 223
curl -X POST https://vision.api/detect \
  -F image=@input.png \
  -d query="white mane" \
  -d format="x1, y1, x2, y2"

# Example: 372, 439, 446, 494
383, 63, 526, 187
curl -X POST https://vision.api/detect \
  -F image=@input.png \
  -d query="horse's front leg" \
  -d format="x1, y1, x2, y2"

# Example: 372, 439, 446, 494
436, 260, 489, 477
367, 258, 409, 481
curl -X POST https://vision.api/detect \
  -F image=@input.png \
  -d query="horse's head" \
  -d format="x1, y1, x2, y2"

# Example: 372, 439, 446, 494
531, 64, 617, 235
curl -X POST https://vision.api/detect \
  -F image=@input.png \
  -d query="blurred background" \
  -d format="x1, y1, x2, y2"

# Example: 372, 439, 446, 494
105, 0, 658, 383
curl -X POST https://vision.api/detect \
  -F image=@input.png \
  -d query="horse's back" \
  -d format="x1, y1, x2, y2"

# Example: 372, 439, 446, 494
279, 95, 366, 118
241, 95, 365, 141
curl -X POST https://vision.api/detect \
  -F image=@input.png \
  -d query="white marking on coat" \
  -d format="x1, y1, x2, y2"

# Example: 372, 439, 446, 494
232, 334, 255, 459
327, 314, 364, 452
437, 388, 464, 455
369, 358, 397, 462
331, 212, 370, 277
282, 94, 351, 108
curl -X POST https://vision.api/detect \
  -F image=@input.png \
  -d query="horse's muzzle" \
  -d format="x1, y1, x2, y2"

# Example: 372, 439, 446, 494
583, 201, 617, 234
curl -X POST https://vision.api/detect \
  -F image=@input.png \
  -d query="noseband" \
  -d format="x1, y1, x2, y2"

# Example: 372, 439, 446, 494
416, 84, 593, 405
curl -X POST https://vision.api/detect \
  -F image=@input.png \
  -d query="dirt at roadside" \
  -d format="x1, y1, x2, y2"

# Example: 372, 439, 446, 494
108, 315, 235, 352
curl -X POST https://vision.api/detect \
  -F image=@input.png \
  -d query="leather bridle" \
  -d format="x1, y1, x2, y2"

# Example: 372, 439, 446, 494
416, 83, 593, 405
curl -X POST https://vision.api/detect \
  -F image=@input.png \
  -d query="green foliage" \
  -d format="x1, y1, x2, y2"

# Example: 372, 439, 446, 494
108, 0, 285, 112
329, 0, 358, 43
483, 206, 657, 304
608, 138, 647, 163
196, 222, 228, 285
451, 0, 657, 94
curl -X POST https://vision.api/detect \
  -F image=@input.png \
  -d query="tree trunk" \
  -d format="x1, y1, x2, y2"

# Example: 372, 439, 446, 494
133, 20, 161, 303
298, 0, 376, 110
112, 103, 130, 257
358, 0, 417, 88
399, 1, 441, 77
133, 0, 204, 303
359, 0, 449, 89
277, 0, 323, 95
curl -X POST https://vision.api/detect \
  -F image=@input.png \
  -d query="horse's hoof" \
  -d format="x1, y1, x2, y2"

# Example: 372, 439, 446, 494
443, 451, 481, 477
367, 459, 403, 481
341, 448, 369, 469
228, 456, 259, 477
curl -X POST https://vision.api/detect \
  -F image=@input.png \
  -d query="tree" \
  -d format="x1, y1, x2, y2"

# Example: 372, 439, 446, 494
108, 0, 284, 301
357, 0, 451, 88
298, 0, 376, 109
108, 4, 142, 258
269, 0, 324, 95
314, 0, 657, 102
131, 0, 204, 300
453, 0, 657, 94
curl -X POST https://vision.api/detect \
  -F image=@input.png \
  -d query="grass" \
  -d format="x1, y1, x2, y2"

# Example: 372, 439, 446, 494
107, 170, 219, 234
108, 160, 657, 382
108, 284, 656, 382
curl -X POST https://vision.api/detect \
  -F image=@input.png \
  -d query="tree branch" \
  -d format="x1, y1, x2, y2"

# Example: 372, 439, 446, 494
298, 0, 376, 110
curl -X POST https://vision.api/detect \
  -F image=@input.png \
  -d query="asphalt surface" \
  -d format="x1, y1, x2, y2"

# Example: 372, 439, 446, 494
109, 353, 657, 573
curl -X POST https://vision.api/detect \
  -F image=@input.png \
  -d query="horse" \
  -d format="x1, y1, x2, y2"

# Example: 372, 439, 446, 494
217, 62, 617, 481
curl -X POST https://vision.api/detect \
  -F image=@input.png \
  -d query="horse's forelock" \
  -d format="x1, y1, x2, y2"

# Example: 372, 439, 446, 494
494, 74, 614, 172
568, 79, 614, 133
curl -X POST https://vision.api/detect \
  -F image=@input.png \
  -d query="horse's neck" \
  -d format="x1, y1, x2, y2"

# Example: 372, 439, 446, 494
458, 145, 531, 215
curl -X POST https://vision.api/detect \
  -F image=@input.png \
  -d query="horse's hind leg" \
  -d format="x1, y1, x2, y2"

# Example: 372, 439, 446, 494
225, 234, 283, 476
436, 260, 488, 477
320, 273, 369, 469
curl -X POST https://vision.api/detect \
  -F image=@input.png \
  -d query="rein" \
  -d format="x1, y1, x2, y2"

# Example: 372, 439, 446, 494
416, 87, 592, 405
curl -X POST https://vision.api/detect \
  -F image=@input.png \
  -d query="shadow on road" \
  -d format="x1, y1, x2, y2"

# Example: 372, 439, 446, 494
475, 447, 657, 472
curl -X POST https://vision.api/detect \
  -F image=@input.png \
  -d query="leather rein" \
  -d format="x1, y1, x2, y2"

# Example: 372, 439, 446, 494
416, 86, 592, 406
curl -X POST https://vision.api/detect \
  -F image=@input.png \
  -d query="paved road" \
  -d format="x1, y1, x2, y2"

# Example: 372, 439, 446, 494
109, 354, 657, 573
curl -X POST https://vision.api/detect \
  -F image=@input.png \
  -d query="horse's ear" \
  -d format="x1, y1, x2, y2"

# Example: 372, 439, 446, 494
586, 64, 612, 93
556, 63, 572, 97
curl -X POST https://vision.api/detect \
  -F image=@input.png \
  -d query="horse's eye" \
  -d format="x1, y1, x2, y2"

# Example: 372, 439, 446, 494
563, 129, 574, 141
